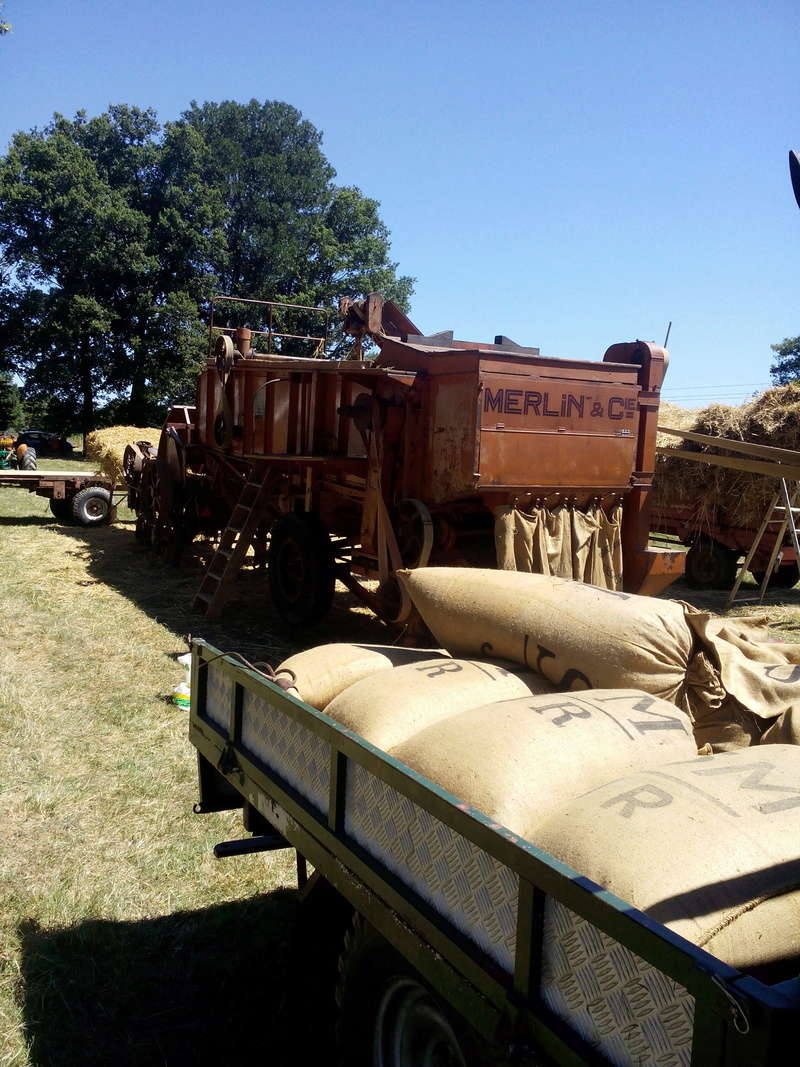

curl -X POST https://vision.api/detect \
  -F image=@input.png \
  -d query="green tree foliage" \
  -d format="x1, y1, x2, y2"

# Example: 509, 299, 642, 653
181, 100, 413, 353
0, 99, 413, 428
0, 106, 224, 427
0, 2, 10, 35
0, 372, 23, 429
770, 336, 800, 385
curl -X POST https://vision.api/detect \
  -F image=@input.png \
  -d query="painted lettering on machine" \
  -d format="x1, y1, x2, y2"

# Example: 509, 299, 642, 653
482, 382, 638, 424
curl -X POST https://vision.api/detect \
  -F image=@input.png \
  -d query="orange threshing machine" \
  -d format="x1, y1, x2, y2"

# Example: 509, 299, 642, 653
124, 293, 682, 625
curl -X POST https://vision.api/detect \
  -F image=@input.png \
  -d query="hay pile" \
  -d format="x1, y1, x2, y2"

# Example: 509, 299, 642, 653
654, 384, 800, 527
85, 426, 161, 484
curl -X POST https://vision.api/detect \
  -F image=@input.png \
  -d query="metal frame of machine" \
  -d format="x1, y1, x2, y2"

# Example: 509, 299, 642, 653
125, 294, 684, 625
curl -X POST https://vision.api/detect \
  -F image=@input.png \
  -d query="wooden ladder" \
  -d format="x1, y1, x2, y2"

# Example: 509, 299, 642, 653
193, 475, 269, 617
725, 478, 800, 610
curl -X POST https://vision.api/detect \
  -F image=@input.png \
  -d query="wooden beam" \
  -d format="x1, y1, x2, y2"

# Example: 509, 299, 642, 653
655, 445, 800, 481
657, 425, 800, 465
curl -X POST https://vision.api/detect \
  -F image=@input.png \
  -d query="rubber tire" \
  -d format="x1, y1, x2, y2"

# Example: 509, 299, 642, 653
19, 447, 37, 471
49, 497, 73, 522
268, 512, 335, 627
335, 914, 485, 1067
685, 538, 738, 589
71, 486, 112, 526
752, 561, 800, 589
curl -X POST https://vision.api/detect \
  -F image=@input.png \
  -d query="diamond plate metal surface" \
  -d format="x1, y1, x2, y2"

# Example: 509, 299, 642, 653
241, 690, 330, 814
541, 898, 695, 1066
205, 664, 233, 731
345, 763, 518, 971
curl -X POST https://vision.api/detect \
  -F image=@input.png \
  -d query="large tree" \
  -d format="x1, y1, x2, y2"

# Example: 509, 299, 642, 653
0, 106, 224, 427
181, 100, 413, 353
0, 100, 413, 428
770, 336, 800, 385
0, 372, 23, 429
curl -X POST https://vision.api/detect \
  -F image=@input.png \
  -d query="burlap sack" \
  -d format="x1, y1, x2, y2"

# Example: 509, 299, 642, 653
534, 746, 800, 977
690, 693, 763, 752
391, 690, 696, 836
397, 568, 719, 710
323, 658, 554, 751
686, 614, 800, 728
761, 707, 800, 745
275, 643, 448, 710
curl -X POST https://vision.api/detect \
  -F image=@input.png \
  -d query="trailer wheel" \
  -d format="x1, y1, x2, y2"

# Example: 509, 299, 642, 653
336, 914, 482, 1067
685, 538, 737, 589
71, 486, 112, 526
49, 497, 73, 522
268, 512, 335, 626
752, 561, 800, 589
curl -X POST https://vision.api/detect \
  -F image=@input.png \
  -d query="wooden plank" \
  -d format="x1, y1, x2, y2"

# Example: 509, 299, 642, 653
655, 445, 800, 481
0, 470, 105, 481
657, 425, 800, 464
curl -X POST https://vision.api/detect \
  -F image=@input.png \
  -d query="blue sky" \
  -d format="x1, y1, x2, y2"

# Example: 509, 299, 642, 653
1, 0, 798, 403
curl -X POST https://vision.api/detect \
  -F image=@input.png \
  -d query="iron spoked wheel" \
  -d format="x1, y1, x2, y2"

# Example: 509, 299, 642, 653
268, 512, 335, 627
685, 538, 738, 589
336, 915, 479, 1067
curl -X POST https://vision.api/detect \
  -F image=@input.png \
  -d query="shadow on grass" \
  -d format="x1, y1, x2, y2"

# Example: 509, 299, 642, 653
17, 888, 319, 1067
0, 515, 53, 525
51, 519, 390, 658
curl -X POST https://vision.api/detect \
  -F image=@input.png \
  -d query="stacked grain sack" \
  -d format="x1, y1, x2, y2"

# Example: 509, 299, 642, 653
275, 572, 800, 975
275, 643, 699, 821
394, 567, 800, 751
85, 426, 161, 484
534, 746, 800, 980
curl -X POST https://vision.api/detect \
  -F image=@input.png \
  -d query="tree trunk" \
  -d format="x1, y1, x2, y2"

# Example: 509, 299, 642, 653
127, 364, 148, 425
80, 351, 94, 432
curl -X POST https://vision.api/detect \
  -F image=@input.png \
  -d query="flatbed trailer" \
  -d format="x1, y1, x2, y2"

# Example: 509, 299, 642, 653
651, 504, 799, 589
189, 639, 799, 1065
0, 469, 115, 525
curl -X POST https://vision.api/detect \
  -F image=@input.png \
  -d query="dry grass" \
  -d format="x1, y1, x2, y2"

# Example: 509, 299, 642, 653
0, 459, 388, 1066
3, 460, 797, 1065
655, 386, 800, 526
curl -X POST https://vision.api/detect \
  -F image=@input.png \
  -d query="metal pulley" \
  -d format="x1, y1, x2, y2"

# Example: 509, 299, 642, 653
214, 334, 235, 380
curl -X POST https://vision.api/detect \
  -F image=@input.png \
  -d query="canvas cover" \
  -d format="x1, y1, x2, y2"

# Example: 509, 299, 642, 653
494, 504, 623, 590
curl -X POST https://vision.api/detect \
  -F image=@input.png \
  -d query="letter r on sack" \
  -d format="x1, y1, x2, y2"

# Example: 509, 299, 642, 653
602, 784, 672, 818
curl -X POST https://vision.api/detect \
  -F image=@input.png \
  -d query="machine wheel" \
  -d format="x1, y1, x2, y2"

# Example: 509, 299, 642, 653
335, 914, 480, 1067
71, 486, 112, 526
18, 446, 37, 471
752, 561, 800, 589
685, 538, 738, 589
268, 512, 335, 627
49, 497, 73, 522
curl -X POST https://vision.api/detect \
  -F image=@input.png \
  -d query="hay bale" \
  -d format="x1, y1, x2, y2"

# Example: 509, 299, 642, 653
85, 426, 161, 484
654, 387, 800, 527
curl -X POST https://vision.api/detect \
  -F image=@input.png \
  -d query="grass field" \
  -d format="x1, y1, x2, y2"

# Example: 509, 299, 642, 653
0, 457, 389, 1067
2, 459, 799, 1066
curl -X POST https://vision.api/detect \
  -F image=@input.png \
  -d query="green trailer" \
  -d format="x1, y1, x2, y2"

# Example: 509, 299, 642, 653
188, 639, 798, 1065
